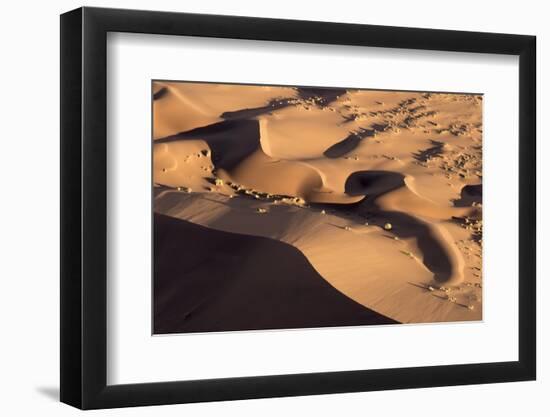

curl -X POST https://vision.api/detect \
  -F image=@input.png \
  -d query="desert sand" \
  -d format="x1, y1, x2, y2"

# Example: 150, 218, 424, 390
152, 81, 483, 333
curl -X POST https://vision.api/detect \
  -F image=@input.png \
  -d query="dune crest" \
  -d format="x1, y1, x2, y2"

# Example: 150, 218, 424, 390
153, 81, 483, 329
153, 81, 297, 139
154, 213, 396, 333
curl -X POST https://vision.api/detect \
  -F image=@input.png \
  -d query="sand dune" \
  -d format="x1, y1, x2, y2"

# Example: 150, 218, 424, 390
154, 213, 396, 333
152, 81, 483, 330
153, 81, 297, 140
155, 190, 478, 323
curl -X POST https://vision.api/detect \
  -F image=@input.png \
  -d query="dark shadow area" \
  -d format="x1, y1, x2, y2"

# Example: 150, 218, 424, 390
454, 184, 482, 207
220, 86, 347, 120
344, 171, 454, 282
156, 119, 260, 171
323, 127, 377, 158
220, 97, 295, 120
382, 211, 454, 282
153, 213, 397, 334
297, 87, 347, 106
344, 170, 405, 196
413, 140, 445, 162
153, 86, 168, 100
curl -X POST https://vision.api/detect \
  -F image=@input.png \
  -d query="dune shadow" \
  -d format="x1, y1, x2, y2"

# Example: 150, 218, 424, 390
220, 97, 295, 120
324, 128, 377, 158
380, 211, 454, 282
297, 87, 347, 107
219, 86, 347, 121
345, 170, 405, 196
413, 140, 445, 162
155, 87, 353, 170
153, 213, 398, 334
454, 184, 482, 207
156, 119, 261, 171
344, 170, 456, 283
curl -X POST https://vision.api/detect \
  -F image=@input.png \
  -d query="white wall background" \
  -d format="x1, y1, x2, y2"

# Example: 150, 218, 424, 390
0, 0, 545, 415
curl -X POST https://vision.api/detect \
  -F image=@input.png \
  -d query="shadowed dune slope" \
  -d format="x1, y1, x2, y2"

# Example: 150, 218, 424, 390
153, 81, 297, 139
156, 119, 260, 171
154, 213, 397, 334
152, 82, 483, 326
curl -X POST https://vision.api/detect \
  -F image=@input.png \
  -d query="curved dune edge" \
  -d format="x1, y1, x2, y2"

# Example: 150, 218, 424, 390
345, 171, 478, 285
152, 82, 483, 325
153, 81, 297, 140
153, 121, 475, 292
155, 191, 481, 324
154, 212, 397, 334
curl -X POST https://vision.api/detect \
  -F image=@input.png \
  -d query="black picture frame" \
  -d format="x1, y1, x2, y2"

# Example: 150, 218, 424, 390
60, 6, 536, 410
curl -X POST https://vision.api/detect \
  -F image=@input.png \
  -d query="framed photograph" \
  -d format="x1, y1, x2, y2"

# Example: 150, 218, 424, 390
60, 6, 536, 409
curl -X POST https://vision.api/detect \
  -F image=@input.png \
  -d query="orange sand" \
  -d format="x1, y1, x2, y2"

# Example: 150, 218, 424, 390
153, 81, 483, 324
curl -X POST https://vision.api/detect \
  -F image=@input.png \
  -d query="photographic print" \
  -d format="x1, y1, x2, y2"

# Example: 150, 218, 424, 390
152, 81, 483, 334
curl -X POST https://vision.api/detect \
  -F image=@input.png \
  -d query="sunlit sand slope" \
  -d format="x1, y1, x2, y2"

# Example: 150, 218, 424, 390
154, 213, 397, 333
153, 81, 483, 327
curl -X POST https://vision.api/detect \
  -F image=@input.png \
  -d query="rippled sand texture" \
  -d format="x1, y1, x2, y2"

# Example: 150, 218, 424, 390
153, 81, 483, 332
